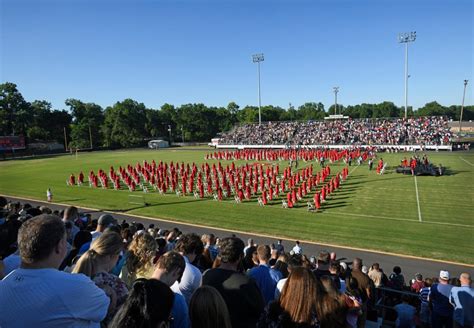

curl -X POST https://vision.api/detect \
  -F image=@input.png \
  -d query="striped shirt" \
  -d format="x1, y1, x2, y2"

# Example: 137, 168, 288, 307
420, 286, 430, 304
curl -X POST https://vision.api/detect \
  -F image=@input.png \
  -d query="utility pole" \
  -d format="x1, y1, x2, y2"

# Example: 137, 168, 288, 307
89, 125, 93, 149
63, 127, 68, 151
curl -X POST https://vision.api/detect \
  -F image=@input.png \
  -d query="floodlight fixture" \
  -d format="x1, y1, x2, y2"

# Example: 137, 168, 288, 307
252, 53, 264, 63
398, 31, 416, 43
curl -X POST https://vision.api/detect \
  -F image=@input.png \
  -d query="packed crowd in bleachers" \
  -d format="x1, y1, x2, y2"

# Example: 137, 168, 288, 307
218, 117, 452, 146
0, 198, 472, 328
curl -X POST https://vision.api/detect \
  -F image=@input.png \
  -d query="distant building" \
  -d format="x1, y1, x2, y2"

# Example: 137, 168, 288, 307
148, 139, 169, 149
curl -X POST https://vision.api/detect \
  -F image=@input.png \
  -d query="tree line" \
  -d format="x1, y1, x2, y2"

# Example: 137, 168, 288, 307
1, 82, 472, 149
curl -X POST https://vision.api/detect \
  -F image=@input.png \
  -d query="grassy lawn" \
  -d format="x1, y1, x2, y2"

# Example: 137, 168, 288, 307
1, 148, 473, 264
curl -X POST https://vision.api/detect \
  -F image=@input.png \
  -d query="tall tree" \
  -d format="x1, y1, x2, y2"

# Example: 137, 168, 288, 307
298, 102, 326, 120
416, 101, 448, 117
28, 100, 53, 140
260, 105, 286, 122
65, 99, 104, 149
238, 106, 259, 124
102, 99, 147, 148
0, 82, 31, 136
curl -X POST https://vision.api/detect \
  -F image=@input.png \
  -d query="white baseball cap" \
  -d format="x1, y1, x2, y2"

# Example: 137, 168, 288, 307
439, 270, 450, 280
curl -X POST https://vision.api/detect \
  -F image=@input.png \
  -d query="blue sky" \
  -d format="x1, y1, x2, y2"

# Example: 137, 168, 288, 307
1, 0, 472, 111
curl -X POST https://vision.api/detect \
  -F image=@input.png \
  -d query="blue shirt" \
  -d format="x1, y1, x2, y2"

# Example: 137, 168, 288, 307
429, 283, 454, 317
171, 292, 190, 328
248, 264, 282, 304
394, 303, 416, 328
450, 285, 474, 326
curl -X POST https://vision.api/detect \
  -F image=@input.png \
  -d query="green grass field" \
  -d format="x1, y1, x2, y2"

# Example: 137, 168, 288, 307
0, 148, 473, 264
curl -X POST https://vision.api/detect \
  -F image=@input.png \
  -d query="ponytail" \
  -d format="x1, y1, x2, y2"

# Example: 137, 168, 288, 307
72, 232, 123, 277
72, 248, 99, 277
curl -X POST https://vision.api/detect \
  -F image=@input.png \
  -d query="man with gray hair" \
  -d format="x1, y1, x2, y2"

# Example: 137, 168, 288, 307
450, 273, 473, 328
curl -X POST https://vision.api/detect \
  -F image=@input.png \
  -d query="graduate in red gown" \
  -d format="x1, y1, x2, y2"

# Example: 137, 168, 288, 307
69, 173, 76, 186
78, 172, 84, 185
262, 190, 268, 205
313, 192, 321, 210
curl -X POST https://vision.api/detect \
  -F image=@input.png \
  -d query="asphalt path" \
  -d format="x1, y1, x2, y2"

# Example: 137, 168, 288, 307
4, 195, 472, 281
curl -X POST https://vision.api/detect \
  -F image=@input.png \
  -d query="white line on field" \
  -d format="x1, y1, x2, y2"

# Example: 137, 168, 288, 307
348, 165, 359, 175
330, 211, 473, 228
414, 175, 422, 222
459, 157, 474, 167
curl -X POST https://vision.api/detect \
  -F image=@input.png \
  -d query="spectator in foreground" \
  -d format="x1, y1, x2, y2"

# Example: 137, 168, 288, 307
120, 232, 157, 288
429, 270, 454, 328
319, 275, 349, 327
152, 251, 189, 328
203, 237, 264, 328
274, 253, 303, 299
62, 206, 80, 243
450, 273, 474, 328
411, 273, 425, 293
258, 267, 321, 327
419, 278, 433, 328
189, 285, 232, 328
59, 230, 92, 271
389, 266, 406, 290
351, 258, 372, 327
368, 263, 383, 288
111, 278, 174, 328
171, 233, 204, 304
248, 244, 283, 304
292, 240, 302, 254
90, 214, 117, 240
72, 231, 128, 325
0, 214, 109, 328
242, 245, 258, 271
394, 294, 416, 328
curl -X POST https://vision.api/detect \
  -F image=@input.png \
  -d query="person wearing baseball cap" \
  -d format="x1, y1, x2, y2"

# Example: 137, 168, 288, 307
429, 270, 454, 328
91, 214, 117, 240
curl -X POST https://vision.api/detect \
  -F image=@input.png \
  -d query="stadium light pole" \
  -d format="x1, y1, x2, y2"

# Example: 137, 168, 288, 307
459, 79, 469, 133
333, 87, 339, 115
398, 31, 416, 119
252, 53, 264, 125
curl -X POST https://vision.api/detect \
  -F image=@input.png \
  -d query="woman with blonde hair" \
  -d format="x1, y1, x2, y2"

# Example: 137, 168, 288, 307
119, 232, 157, 288
189, 285, 232, 328
72, 231, 128, 325
258, 267, 322, 327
